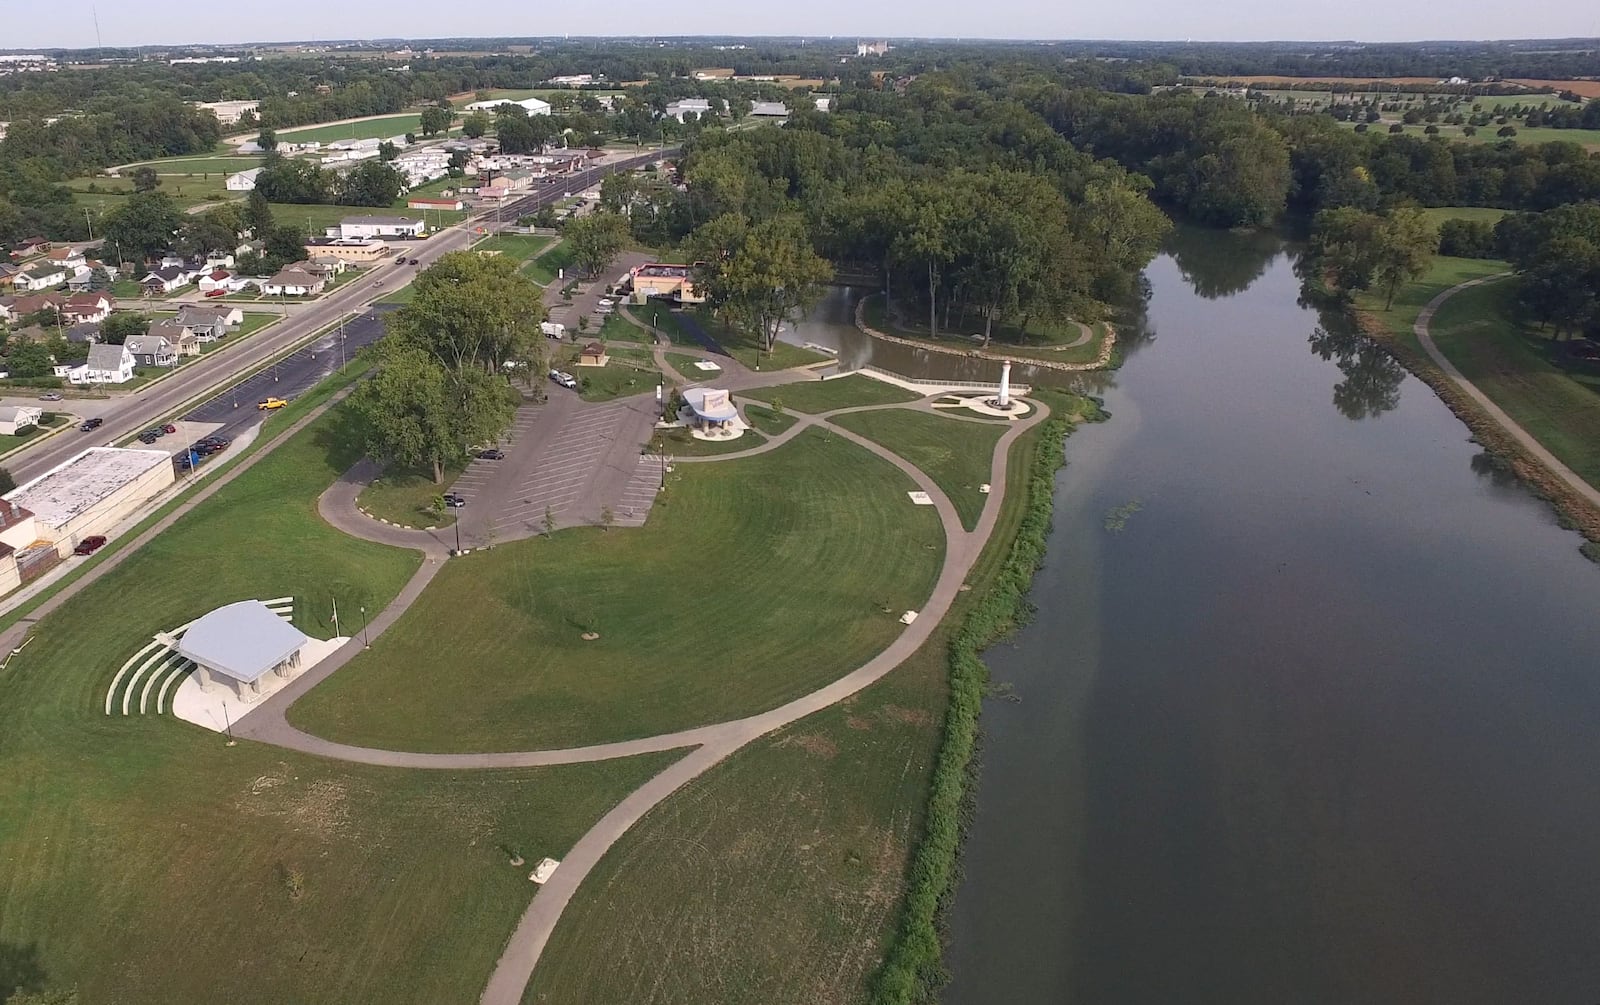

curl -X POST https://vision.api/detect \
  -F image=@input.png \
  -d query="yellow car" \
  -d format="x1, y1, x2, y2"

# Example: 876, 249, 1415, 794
257, 397, 288, 411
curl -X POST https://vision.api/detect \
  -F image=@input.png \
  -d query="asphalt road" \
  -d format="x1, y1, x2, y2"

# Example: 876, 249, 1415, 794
5, 148, 673, 484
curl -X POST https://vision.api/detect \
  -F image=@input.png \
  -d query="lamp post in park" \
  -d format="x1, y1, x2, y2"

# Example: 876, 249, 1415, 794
360, 605, 369, 648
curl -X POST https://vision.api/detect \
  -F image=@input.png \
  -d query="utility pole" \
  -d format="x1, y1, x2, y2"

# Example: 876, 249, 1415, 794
84, 208, 94, 242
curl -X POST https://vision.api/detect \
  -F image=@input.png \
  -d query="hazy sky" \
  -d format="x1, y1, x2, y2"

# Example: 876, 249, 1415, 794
6, 0, 1599, 49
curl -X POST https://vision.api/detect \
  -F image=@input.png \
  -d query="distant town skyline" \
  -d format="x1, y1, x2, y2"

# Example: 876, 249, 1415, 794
5, 0, 1600, 50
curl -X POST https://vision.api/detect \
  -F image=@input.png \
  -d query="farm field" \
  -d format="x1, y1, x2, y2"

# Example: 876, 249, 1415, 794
1421, 206, 1509, 226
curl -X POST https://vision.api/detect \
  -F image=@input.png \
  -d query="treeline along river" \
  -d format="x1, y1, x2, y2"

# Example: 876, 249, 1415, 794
934, 228, 1600, 1004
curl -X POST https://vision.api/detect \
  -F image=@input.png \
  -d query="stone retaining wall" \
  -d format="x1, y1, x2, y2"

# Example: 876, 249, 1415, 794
853, 296, 1116, 373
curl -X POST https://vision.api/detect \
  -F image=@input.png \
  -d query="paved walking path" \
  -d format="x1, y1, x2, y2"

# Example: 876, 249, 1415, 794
219, 378, 1048, 1003
1415, 274, 1600, 512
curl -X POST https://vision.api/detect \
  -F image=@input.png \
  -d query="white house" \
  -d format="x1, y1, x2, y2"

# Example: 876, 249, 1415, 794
197, 269, 234, 293
14, 265, 67, 291
261, 266, 324, 297
203, 252, 236, 271
225, 168, 261, 192
61, 294, 112, 324
329, 216, 425, 241
67, 343, 135, 385
465, 96, 551, 115
665, 98, 713, 122
140, 267, 192, 294
0, 405, 41, 436
43, 246, 86, 270
178, 304, 243, 329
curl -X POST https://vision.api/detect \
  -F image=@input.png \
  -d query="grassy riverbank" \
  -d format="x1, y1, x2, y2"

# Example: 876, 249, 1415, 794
1352, 256, 1600, 549
524, 392, 1099, 1004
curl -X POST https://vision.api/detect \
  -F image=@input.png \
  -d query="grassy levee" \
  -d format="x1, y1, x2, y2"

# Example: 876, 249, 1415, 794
830, 409, 1005, 532
0, 383, 678, 1002
738, 375, 920, 414
288, 426, 944, 751
868, 399, 1083, 1005
522, 393, 1094, 1004
1351, 256, 1600, 550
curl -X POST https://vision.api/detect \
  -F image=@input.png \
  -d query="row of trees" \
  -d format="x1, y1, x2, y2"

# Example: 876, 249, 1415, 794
1495, 204, 1600, 338
1310, 206, 1439, 308
98, 189, 306, 274
252, 156, 405, 208
352, 254, 547, 483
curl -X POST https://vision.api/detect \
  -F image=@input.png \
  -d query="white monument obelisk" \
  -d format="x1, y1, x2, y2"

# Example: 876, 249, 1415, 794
997, 360, 1012, 409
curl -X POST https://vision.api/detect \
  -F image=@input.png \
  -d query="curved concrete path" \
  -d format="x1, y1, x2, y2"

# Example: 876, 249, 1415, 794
1415, 274, 1600, 512
224, 382, 1050, 1005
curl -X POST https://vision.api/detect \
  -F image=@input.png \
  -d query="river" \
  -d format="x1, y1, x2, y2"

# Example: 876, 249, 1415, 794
931, 229, 1600, 1004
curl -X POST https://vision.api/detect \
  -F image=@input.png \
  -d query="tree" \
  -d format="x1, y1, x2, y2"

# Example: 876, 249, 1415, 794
86, 265, 112, 292
563, 211, 631, 279
378, 140, 399, 163
0, 467, 14, 493
244, 190, 274, 237
1371, 207, 1439, 309
335, 161, 405, 207
387, 251, 547, 373
350, 343, 458, 483
262, 223, 308, 272
253, 157, 329, 204
419, 105, 453, 138
257, 127, 277, 151
690, 212, 832, 353
1311, 206, 1385, 295
462, 112, 490, 139
102, 191, 184, 265
6, 342, 53, 379
129, 166, 161, 192
495, 113, 538, 154
100, 312, 149, 345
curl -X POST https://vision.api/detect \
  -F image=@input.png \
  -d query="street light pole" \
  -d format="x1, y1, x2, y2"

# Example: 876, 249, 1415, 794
454, 516, 462, 555
360, 605, 369, 648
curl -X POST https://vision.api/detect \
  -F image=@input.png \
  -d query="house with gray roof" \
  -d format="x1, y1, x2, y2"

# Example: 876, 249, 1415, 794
67, 343, 134, 385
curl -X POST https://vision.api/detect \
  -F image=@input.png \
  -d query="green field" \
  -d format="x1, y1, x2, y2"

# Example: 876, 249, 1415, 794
1345, 119, 1600, 148
0, 389, 682, 1004
1354, 255, 1511, 356
528, 242, 576, 285
745, 404, 797, 437
143, 155, 264, 175
287, 427, 945, 751
1367, 269, 1600, 491
472, 233, 553, 264
268, 202, 363, 236
69, 173, 234, 213
274, 114, 427, 144
524, 409, 1050, 1005
738, 374, 920, 414
830, 408, 1004, 531
571, 357, 660, 402
359, 459, 463, 528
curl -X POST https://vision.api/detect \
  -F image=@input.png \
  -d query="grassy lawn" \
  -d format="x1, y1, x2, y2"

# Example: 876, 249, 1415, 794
70, 173, 234, 213
472, 233, 552, 263
665, 351, 723, 380
523, 414, 1051, 1005
688, 310, 830, 370
830, 408, 1005, 531
738, 374, 920, 414
377, 283, 417, 305
657, 424, 767, 456
1400, 274, 1600, 490
139, 155, 262, 175
568, 357, 660, 403
267, 202, 365, 237
288, 427, 945, 751
861, 293, 1105, 366
1421, 206, 1509, 226
598, 312, 652, 344
528, 243, 576, 285
745, 404, 796, 437
0, 390, 679, 1003
274, 114, 426, 144
639, 306, 700, 346
1354, 255, 1511, 357
359, 461, 463, 528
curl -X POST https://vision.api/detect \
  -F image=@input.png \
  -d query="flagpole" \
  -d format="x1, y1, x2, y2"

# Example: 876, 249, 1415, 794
332, 596, 340, 637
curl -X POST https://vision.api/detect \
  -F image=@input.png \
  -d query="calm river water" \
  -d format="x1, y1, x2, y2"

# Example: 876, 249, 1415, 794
933, 229, 1600, 1004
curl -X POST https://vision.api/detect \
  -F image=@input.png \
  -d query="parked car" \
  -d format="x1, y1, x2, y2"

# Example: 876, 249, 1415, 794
549, 369, 578, 389
162, 423, 176, 434
38, 392, 62, 401
442, 493, 467, 508
137, 431, 158, 444
597, 299, 615, 308
73, 535, 107, 556
79, 417, 103, 432
257, 397, 287, 410
205, 289, 227, 298
477, 448, 506, 460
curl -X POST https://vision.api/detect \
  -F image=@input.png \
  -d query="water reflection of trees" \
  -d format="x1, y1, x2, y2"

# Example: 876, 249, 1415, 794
1308, 325, 1406, 420
1469, 450, 1521, 488
1165, 225, 1282, 299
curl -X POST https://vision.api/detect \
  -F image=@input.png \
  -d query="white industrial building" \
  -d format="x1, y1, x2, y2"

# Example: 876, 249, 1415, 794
4, 447, 174, 561
225, 167, 261, 191
194, 100, 260, 125
465, 96, 551, 115
328, 216, 425, 241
